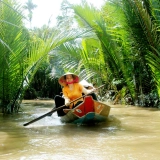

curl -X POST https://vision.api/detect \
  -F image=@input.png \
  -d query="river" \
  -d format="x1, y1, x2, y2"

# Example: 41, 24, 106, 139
0, 100, 159, 160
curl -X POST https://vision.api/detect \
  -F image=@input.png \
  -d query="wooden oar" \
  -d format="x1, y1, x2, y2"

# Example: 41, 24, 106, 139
23, 84, 105, 126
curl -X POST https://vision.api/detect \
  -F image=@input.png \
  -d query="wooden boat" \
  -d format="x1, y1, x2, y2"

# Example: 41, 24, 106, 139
60, 96, 111, 124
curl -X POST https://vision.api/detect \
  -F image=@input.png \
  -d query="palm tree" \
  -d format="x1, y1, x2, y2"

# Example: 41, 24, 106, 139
23, 0, 37, 28
52, 0, 160, 107
116, 0, 160, 105
0, 0, 94, 114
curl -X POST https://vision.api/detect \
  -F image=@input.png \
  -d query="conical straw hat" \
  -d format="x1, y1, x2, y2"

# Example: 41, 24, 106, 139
58, 72, 80, 86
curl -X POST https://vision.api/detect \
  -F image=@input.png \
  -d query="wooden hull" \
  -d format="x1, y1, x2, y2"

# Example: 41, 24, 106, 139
61, 96, 110, 124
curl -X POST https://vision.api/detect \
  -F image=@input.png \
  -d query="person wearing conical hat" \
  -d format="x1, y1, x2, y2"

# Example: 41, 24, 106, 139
79, 79, 98, 100
79, 79, 94, 89
54, 72, 97, 117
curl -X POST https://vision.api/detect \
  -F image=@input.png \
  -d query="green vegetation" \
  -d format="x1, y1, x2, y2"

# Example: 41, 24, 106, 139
0, 0, 160, 114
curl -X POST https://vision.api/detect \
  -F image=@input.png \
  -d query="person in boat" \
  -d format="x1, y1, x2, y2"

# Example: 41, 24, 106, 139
79, 79, 98, 101
54, 72, 97, 117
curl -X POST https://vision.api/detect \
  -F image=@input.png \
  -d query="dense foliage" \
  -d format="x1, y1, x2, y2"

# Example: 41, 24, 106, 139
50, 0, 160, 107
0, 0, 160, 114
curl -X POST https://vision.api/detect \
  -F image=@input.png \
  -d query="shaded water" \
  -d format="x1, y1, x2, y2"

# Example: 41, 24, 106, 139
0, 100, 160, 160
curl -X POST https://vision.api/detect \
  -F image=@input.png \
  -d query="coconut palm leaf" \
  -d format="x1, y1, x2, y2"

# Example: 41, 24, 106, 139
146, 46, 160, 95
70, 1, 136, 94
0, 0, 28, 112
0, 0, 95, 113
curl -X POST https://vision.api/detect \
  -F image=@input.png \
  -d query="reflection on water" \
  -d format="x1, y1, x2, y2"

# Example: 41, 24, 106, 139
0, 100, 160, 160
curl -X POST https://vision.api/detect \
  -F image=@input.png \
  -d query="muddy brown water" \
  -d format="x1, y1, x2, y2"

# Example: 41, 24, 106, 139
0, 100, 160, 160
